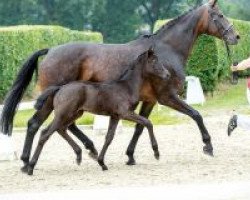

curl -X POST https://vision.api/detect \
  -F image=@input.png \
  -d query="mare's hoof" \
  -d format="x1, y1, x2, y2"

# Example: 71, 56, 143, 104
126, 158, 136, 166
203, 146, 214, 157
27, 167, 34, 176
88, 151, 98, 161
102, 165, 108, 171
21, 165, 29, 174
154, 151, 160, 160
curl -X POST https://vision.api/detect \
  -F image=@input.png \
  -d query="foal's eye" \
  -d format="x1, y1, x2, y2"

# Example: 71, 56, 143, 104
219, 14, 224, 18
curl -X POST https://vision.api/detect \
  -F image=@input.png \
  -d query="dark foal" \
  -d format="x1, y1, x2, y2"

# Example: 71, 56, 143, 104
26, 49, 170, 175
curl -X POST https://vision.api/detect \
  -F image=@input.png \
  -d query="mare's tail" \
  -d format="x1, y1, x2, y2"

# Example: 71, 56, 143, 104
35, 86, 60, 110
0, 49, 49, 136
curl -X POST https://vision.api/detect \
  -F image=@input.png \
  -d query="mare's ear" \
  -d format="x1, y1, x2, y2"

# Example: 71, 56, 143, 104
209, 0, 218, 7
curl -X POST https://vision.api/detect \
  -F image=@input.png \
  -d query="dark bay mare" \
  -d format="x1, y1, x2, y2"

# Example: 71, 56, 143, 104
0, 0, 239, 170
26, 49, 170, 175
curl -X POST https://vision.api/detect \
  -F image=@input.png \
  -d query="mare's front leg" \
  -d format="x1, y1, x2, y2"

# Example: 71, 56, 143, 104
98, 116, 119, 171
58, 129, 82, 165
126, 102, 155, 165
161, 93, 213, 156
123, 112, 159, 162
21, 98, 53, 173
68, 123, 98, 160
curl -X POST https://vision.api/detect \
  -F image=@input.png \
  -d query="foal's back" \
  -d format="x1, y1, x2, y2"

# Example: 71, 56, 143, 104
53, 80, 132, 117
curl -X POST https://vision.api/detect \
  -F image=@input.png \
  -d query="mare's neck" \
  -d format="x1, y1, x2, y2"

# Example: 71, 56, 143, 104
155, 5, 208, 66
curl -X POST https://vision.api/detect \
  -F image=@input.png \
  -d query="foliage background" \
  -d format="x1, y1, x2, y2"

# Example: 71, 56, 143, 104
0, 25, 102, 100
0, 0, 249, 43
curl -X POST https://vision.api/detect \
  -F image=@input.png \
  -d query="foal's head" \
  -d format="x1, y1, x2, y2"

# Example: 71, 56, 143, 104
137, 48, 170, 80
203, 0, 240, 45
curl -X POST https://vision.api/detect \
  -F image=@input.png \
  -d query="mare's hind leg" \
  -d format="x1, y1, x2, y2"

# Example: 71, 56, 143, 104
27, 121, 58, 175
68, 123, 98, 160
164, 94, 213, 156
58, 129, 82, 165
126, 102, 155, 165
21, 98, 53, 173
98, 117, 119, 171
122, 112, 159, 161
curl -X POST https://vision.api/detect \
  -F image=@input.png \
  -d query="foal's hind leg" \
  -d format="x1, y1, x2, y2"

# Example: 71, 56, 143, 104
68, 123, 98, 160
122, 112, 159, 161
98, 117, 119, 171
58, 129, 82, 165
21, 98, 53, 173
27, 122, 58, 175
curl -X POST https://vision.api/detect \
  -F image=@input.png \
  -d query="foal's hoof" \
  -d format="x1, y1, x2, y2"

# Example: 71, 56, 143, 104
88, 151, 98, 161
21, 165, 29, 174
154, 151, 160, 160
126, 158, 136, 166
203, 145, 214, 157
76, 156, 82, 165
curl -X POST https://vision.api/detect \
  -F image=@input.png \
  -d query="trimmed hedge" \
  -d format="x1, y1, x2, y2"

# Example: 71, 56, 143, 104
154, 19, 250, 92
0, 25, 103, 101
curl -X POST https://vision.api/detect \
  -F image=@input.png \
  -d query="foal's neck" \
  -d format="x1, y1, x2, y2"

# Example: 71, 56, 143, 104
155, 5, 208, 65
119, 63, 144, 97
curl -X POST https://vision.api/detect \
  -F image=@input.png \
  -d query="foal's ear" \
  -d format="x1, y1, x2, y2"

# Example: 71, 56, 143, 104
209, 0, 218, 7
147, 48, 158, 62
137, 47, 156, 62
148, 48, 155, 58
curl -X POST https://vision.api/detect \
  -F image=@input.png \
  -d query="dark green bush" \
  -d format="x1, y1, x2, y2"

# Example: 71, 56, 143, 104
154, 19, 250, 92
216, 19, 250, 79
0, 25, 103, 101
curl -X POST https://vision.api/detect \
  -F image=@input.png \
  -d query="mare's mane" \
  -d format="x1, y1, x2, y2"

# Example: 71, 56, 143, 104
152, 4, 202, 37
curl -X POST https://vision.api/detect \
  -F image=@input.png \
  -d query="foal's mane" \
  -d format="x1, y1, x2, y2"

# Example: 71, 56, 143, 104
117, 61, 138, 81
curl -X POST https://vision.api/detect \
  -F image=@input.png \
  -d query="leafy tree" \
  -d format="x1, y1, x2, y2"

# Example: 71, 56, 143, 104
90, 0, 140, 43
0, 0, 249, 43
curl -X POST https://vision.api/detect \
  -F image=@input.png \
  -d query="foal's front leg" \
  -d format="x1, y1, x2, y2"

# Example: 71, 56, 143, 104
126, 102, 155, 165
98, 116, 119, 171
122, 112, 159, 161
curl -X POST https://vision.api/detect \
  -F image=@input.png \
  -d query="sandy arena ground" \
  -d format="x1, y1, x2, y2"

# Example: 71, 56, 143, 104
0, 111, 250, 196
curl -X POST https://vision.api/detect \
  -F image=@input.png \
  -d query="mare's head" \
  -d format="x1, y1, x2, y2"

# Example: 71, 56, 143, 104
137, 48, 170, 80
202, 0, 240, 45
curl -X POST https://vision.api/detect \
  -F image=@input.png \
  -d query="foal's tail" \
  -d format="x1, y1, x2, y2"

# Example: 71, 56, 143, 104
0, 49, 49, 136
35, 86, 60, 110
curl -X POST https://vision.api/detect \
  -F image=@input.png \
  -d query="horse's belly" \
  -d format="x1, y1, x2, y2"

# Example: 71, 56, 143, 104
38, 58, 82, 91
